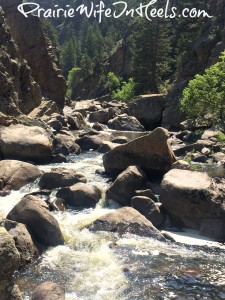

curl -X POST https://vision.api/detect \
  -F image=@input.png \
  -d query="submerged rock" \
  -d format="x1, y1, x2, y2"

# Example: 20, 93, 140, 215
103, 127, 176, 176
0, 160, 42, 191
56, 183, 101, 208
89, 207, 166, 240
106, 166, 147, 206
0, 124, 52, 164
39, 168, 86, 190
161, 169, 225, 241
7, 195, 64, 247
31, 282, 65, 300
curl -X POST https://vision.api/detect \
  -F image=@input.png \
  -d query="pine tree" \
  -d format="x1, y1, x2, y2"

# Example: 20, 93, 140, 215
132, 16, 172, 94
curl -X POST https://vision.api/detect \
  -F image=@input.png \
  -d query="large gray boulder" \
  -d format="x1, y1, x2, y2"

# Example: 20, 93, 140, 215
89, 207, 166, 240
0, 160, 42, 191
107, 114, 145, 131
128, 94, 165, 130
31, 282, 65, 300
0, 227, 21, 299
39, 168, 86, 190
0, 125, 52, 164
106, 166, 147, 206
3, 220, 39, 268
161, 169, 225, 241
103, 127, 176, 176
56, 183, 101, 208
7, 195, 64, 247
53, 133, 80, 155
76, 132, 111, 150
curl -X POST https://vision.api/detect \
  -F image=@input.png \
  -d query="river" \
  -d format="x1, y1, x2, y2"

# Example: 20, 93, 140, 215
0, 141, 225, 299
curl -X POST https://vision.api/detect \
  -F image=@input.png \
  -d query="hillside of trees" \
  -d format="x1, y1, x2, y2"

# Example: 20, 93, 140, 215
36, 0, 219, 99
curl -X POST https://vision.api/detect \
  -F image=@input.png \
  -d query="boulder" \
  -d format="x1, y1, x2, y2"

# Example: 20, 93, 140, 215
56, 183, 101, 208
3, 220, 38, 268
161, 169, 225, 240
92, 122, 108, 131
89, 207, 166, 240
111, 136, 128, 144
98, 141, 120, 153
31, 282, 65, 300
39, 168, 87, 190
172, 160, 190, 170
0, 125, 52, 164
52, 154, 67, 163
89, 109, 110, 124
76, 132, 111, 150
107, 114, 145, 131
53, 133, 80, 155
29, 101, 60, 119
131, 196, 165, 228
128, 94, 165, 130
106, 166, 147, 206
134, 189, 158, 202
0, 160, 42, 191
103, 127, 176, 176
0, 227, 21, 299
7, 195, 64, 247
0, 227, 20, 281
67, 112, 87, 130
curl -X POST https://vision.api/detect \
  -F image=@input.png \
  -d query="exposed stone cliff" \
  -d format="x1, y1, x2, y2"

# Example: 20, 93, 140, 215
71, 28, 133, 100
0, 7, 41, 115
162, 0, 225, 129
0, 0, 66, 108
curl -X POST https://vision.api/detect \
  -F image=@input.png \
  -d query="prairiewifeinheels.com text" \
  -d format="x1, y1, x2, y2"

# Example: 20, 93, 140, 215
18, 0, 213, 22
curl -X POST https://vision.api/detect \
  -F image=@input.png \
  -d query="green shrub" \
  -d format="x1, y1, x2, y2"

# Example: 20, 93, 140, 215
180, 51, 225, 123
66, 67, 80, 97
112, 78, 136, 102
216, 131, 225, 143
107, 72, 121, 93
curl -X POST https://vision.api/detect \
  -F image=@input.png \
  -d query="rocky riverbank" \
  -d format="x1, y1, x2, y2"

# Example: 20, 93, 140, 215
0, 97, 224, 298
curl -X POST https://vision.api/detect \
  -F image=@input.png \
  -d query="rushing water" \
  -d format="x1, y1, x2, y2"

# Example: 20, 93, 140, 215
0, 151, 225, 299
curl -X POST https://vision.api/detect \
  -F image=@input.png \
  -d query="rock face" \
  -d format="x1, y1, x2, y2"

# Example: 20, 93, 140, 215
56, 183, 101, 208
7, 195, 64, 247
161, 169, 225, 240
0, 160, 42, 191
89, 207, 165, 240
103, 128, 176, 176
0, 124, 53, 164
0, 7, 41, 115
3, 220, 38, 268
1, 0, 66, 107
31, 282, 65, 300
107, 114, 145, 131
106, 166, 147, 206
71, 35, 132, 99
39, 168, 87, 190
128, 94, 166, 130
162, 0, 225, 129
